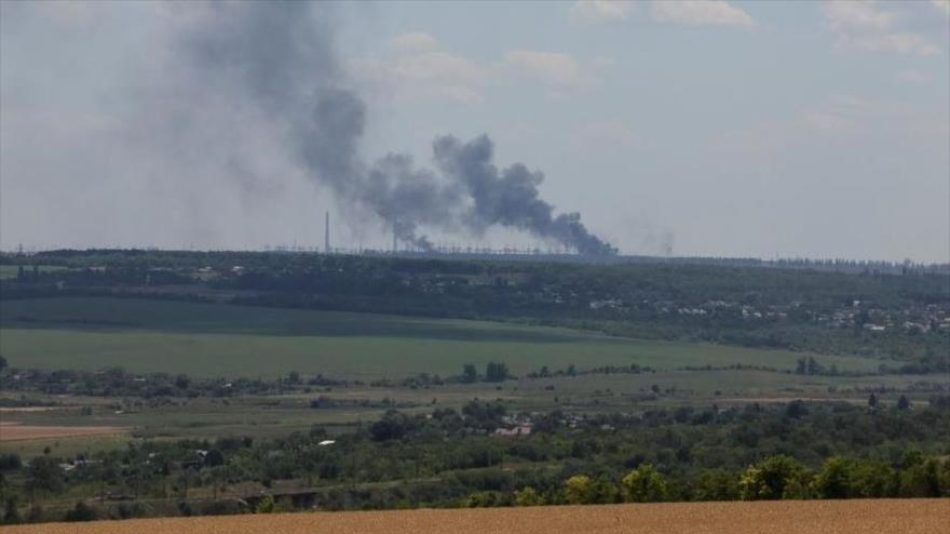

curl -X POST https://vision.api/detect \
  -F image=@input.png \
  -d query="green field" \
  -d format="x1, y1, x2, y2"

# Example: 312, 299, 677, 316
0, 297, 888, 379
0, 264, 68, 280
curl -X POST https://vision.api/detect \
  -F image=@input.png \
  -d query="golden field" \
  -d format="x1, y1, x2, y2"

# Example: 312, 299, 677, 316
0, 423, 126, 442
3, 499, 948, 534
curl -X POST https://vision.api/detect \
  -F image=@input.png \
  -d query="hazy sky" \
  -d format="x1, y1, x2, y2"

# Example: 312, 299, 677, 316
1, 1, 948, 262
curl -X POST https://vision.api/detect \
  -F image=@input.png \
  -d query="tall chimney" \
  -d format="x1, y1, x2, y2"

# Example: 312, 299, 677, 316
324, 211, 330, 253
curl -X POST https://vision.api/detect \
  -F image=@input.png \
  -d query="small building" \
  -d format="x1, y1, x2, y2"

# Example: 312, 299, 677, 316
493, 425, 532, 437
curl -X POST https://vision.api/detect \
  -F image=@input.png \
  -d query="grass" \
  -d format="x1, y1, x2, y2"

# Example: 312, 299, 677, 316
0, 297, 889, 379
0, 433, 133, 460
0, 265, 67, 280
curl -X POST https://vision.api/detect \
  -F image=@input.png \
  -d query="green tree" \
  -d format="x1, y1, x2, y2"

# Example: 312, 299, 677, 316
938, 458, 950, 496
621, 464, 668, 503
814, 457, 855, 499
739, 455, 808, 500
693, 469, 739, 501
254, 495, 275, 514
174, 374, 191, 390
461, 364, 478, 384
851, 459, 896, 498
463, 491, 507, 508
484, 362, 510, 383
897, 395, 910, 411
25, 457, 64, 497
513, 486, 542, 506
64, 501, 97, 522
563, 474, 594, 505
899, 458, 941, 497
795, 358, 806, 375
2, 497, 20, 524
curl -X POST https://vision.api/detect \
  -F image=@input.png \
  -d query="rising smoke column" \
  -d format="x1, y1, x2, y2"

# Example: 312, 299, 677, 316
176, 1, 616, 255
433, 135, 617, 255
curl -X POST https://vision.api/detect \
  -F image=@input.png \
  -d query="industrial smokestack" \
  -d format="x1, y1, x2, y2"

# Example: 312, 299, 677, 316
324, 211, 330, 253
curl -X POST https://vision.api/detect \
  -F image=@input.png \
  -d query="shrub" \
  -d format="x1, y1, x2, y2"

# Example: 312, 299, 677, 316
463, 491, 508, 508
563, 475, 594, 505
692, 469, 739, 501
64, 501, 97, 522
254, 495, 275, 514
739, 455, 808, 500
621, 464, 668, 503
814, 457, 855, 499
513, 486, 543, 506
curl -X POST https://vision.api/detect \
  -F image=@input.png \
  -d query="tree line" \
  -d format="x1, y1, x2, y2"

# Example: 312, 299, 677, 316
2, 398, 948, 524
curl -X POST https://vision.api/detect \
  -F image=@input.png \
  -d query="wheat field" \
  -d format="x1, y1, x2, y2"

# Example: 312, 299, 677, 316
0, 423, 126, 442
4, 500, 948, 534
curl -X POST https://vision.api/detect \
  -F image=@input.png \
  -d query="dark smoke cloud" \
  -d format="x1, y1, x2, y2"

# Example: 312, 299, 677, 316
177, 1, 616, 255
433, 135, 616, 255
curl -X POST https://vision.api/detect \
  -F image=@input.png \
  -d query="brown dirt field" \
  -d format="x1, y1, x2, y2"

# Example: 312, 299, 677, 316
4, 499, 948, 534
0, 423, 126, 442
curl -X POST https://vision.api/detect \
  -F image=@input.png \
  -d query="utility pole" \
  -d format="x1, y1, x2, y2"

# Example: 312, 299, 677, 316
324, 211, 330, 253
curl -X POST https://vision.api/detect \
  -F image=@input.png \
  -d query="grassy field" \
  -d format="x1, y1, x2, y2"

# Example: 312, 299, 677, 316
0, 265, 68, 280
4, 500, 949, 534
0, 297, 888, 379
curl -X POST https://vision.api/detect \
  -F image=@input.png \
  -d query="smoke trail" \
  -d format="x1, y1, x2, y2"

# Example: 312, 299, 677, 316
433, 135, 617, 255
176, 2, 616, 255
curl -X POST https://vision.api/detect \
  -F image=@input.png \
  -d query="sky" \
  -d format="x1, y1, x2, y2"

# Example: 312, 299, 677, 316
1, 0, 948, 262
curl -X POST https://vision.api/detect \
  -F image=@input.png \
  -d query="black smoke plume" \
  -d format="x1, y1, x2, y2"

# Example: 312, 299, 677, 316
178, 2, 616, 255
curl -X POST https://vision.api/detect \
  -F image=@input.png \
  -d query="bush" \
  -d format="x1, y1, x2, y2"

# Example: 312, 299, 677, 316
621, 464, 668, 503
25, 456, 64, 495
2, 497, 21, 524
851, 460, 896, 498
254, 495, 276, 514
899, 458, 941, 497
513, 486, 543, 506
692, 469, 739, 501
0, 454, 22, 471
739, 455, 808, 500
463, 491, 509, 508
563, 475, 594, 505
64, 501, 97, 522
112, 501, 150, 520
196, 501, 230, 517
814, 457, 855, 499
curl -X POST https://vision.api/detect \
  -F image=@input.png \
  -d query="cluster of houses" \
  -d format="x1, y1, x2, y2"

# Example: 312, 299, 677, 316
823, 302, 949, 334
493, 414, 534, 438
585, 296, 949, 336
